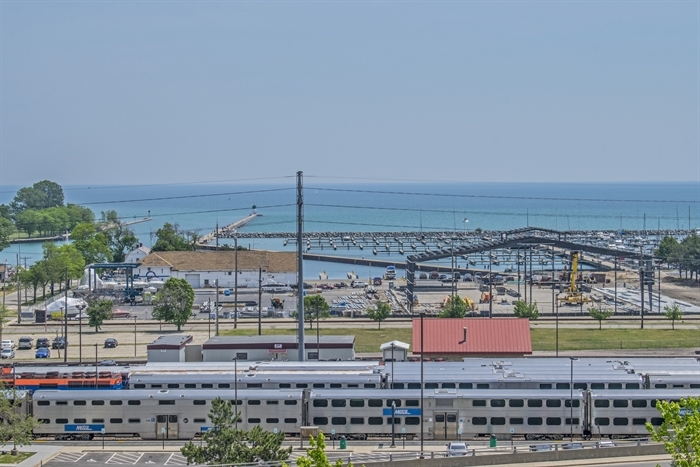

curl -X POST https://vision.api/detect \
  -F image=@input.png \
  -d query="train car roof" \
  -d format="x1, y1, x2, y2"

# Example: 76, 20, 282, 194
309, 389, 586, 399
129, 373, 382, 384
590, 389, 700, 399
32, 389, 303, 401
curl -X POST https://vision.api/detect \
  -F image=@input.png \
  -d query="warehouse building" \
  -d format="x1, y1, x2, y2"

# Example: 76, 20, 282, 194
202, 335, 355, 362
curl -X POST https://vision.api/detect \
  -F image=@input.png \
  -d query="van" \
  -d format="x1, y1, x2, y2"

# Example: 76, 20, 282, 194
1, 340, 14, 350
18, 337, 33, 350
429, 271, 440, 280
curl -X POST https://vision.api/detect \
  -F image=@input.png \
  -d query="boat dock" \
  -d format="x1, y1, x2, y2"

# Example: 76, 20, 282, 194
303, 253, 489, 275
198, 213, 262, 245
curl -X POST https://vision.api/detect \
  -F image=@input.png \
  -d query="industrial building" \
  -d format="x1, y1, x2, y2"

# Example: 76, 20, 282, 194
201, 335, 356, 362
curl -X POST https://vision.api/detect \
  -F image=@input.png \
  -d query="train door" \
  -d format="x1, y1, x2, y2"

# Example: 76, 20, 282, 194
156, 415, 179, 439
433, 412, 458, 440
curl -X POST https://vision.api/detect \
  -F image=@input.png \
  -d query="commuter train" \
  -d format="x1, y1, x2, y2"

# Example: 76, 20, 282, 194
31, 387, 695, 441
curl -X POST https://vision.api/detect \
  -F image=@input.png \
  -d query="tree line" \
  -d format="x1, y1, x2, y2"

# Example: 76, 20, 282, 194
655, 233, 700, 282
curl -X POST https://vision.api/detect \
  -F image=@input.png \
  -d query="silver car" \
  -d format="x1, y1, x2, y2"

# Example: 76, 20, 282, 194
1, 348, 15, 359
446, 442, 468, 457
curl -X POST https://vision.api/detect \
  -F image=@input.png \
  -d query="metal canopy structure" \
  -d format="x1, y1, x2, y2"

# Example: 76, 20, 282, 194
87, 263, 140, 297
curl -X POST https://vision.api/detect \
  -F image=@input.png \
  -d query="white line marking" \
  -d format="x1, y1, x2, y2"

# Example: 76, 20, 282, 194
106, 453, 119, 464
132, 453, 144, 465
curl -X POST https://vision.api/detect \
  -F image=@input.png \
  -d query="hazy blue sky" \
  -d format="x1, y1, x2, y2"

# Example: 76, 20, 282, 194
1, 1, 698, 185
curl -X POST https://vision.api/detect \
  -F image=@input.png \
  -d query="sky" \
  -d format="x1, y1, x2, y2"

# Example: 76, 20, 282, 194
0, 1, 698, 186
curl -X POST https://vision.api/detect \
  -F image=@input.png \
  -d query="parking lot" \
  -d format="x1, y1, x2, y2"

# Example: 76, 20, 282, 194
48, 451, 189, 467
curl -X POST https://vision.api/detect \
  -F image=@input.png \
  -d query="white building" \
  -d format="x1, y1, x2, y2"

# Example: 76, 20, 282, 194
134, 250, 297, 289
125, 245, 151, 264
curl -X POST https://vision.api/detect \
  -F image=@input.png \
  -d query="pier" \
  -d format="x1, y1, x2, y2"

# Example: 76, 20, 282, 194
198, 213, 261, 245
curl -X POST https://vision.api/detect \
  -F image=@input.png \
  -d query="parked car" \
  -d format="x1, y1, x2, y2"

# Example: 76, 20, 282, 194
350, 281, 368, 288
1, 340, 15, 350
18, 337, 33, 350
1, 349, 15, 359
561, 443, 583, 450
446, 442, 468, 457
35, 347, 51, 358
104, 338, 119, 348
463, 273, 473, 282
530, 444, 552, 452
36, 338, 50, 349
99, 360, 117, 366
52, 337, 67, 349
333, 282, 348, 289
596, 441, 617, 448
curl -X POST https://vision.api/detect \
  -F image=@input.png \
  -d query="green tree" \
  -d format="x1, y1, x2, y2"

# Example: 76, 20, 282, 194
303, 295, 330, 330
588, 306, 613, 330
0, 218, 13, 251
181, 397, 291, 465
10, 180, 64, 215
656, 236, 680, 264
663, 304, 684, 330
646, 396, 700, 467
439, 295, 467, 318
71, 223, 112, 264
152, 278, 195, 331
104, 221, 139, 263
42, 243, 85, 294
0, 385, 42, 453
366, 302, 391, 329
152, 223, 198, 252
513, 300, 539, 320
293, 433, 353, 467
87, 299, 114, 332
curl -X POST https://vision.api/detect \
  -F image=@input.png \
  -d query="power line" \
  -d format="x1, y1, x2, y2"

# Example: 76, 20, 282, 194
79, 187, 295, 206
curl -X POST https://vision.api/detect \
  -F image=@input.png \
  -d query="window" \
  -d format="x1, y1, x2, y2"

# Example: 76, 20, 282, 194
594, 400, 610, 408
691, 384, 700, 389
168, 384, 179, 389
307, 352, 318, 360
565, 400, 580, 408
595, 418, 610, 426
37, 401, 49, 406
613, 400, 629, 408
655, 383, 668, 389
110, 418, 123, 424
608, 383, 622, 390
650, 417, 664, 426
92, 418, 104, 423
185, 384, 196, 389
332, 400, 347, 408
350, 418, 365, 425
266, 418, 279, 424
38, 419, 50, 424
159, 400, 175, 406
110, 400, 123, 406
527, 418, 543, 426
626, 383, 640, 389
386, 400, 401, 407
652, 400, 658, 407
332, 417, 347, 425
472, 417, 487, 425
134, 384, 145, 389
473, 400, 486, 407
313, 383, 325, 389
151, 384, 162, 389
194, 418, 206, 424
128, 419, 140, 424
56, 401, 68, 406
92, 400, 105, 406
248, 418, 261, 424
539, 383, 552, 389
632, 418, 647, 425
565, 418, 579, 425
459, 383, 473, 389
406, 400, 419, 407
591, 383, 605, 389
128, 400, 140, 406
368, 399, 383, 408
279, 383, 291, 389
236, 353, 247, 360
313, 417, 328, 426
528, 400, 542, 408
392, 383, 404, 389
248, 400, 261, 406
368, 417, 383, 425
405, 417, 420, 425
442, 383, 455, 389
74, 418, 86, 423
510, 418, 524, 425
56, 418, 68, 424
201, 384, 213, 389
386, 417, 401, 425
574, 383, 587, 390
556, 383, 569, 389
267, 400, 279, 405
476, 383, 489, 389
296, 383, 308, 388
194, 400, 206, 406
285, 418, 297, 424
611, 417, 628, 426
546, 417, 561, 426
490, 399, 506, 408
218, 384, 230, 389
284, 400, 298, 406
313, 400, 328, 407
247, 384, 262, 389
509, 399, 524, 408
632, 400, 647, 408
425, 383, 438, 389
364, 383, 376, 388
546, 400, 561, 408
74, 400, 86, 406
491, 417, 506, 425
350, 400, 365, 408
408, 383, 421, 389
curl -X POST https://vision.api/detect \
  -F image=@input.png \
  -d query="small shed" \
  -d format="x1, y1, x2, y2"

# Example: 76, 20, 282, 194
380, 340, 409, 362
147, 335, 193, 362
202, 335, 355, 362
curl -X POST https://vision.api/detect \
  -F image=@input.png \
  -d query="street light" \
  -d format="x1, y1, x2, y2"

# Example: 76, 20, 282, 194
419, 312, 425, 458
390, 343, 395, 389
76, 304, 86, 364
233, 357, 239, 430
390, 401, 396, 448
569, 357, 578, 441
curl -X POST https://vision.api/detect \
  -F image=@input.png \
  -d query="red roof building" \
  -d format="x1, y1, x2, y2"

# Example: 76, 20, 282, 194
412, 318, 532, 359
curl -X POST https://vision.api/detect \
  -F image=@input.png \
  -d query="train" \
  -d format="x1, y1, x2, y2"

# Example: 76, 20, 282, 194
30, 387, 696, 441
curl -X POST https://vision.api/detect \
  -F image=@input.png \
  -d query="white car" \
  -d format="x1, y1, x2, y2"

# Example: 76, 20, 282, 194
1, 340, 15, 350
350, 281, 368, 288
446, 442, 468, 457
1, 348, 15, 359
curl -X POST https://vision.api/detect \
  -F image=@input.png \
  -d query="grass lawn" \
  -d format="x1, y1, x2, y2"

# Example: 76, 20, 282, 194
0, 451, 34, 463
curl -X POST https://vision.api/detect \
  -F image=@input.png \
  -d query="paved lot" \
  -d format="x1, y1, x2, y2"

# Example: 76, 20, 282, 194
48, 452, 189, 467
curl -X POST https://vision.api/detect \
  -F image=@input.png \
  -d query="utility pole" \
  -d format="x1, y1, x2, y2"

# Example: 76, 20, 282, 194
16, 253, 21, 324
258, 266, 262, 336
296, 171, 305, 361
215, 280, 220, 336
64, 270, 69, 363
234, 233, 238, 329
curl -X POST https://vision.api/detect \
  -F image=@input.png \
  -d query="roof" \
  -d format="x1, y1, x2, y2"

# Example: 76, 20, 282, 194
147, 335, 193, 350
138, 250, 297, 273
203, 335, 355, 350
380, 340, 410, 351
412, 318, 532, 355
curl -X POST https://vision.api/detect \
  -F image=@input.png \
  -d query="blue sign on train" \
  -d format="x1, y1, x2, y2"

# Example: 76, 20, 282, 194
64, 424, 105, 433
382, 408, 421, 416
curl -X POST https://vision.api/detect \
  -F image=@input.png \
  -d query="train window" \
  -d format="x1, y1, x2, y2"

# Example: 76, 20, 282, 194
691, 384, 700, 389
92, 419, 104, 423
350, 400, 364, 407
650, 417, 664, 426
74, 401, 86, 406
128, 400, 140, 406
218, 384, 230, 389
151, 385, 162, 388
594, 418, 610, 426
38, 419, 50, 424
330, 383, 343, 389
233, 400, 242, 406
442, 383, 455, 389
574, 383, 587, 390
434, 414, 442, 422
313, 384, 325, 389
308, 353, 318, 360
408, 383, 421, 389
128, 419, 140, 424
425, 383, 438, 389
314, 400, 328, 407
613, 400, 628, 408
247, 384, 262, 389
313, 417, 328, 426
74, 418, 86, 423
546, 400, 561, 408
510, 418, 524, 425
565, 418, 579, 425
386, 417, 401, 425
527, 418, 543, 426
202, 384, 213, 389
626, 383, 640, 389
248, 418, 261, 424
56, 418, 68, 424
296, 383, 309, 388
590, 383, 605, 389
185, 384, 196, 389
527, 400, 542, 408
266, 418, 279, 424
37, 401, 49, 406
565, 400, 580, 408
392, 383, 404, 389
491, 417, 506, 425
473, 400, 486, 407
193, 400, 206, 406
248, 400, 261, 406
348, 384, 359, 388
110, 400, 123, 406
159, 401, 175, 406
350, 418, 365, 425
332, 417, 347, 425
279, 383, 291, 388
539, 384, 552, 389
110, 418, 123, 424
368, 417, 383, 425
332, 400, 347, 408
613, 418, 628, 426
368, 400, 383, 407
459, 383, 473, 389
490, 399, 506, 408
92, 400, 105, 406
284, 400, 298, 406
168, 384, 179, 389
194, 418, 206, 424
386, 400, 401, 407
285, 418, 298, 424
632, 418, 647, 425
673, 384, 684, 388
267, 401, 279, 405
364, 383, 376, 389
509, 400, 524, 407
472, 417, 487, 425
236, 353, 247, 360
476, 384, 489, 389
406, 400, 419, 407
608, 383, 622, 390
56, 401, 68, 406
594, 400, 610, 408
556, 383, 569, 390
134, 384, 145, 389
546, 418, 561, 426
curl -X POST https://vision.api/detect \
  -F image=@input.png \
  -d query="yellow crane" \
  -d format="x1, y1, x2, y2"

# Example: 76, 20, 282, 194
558, 252, 593, 306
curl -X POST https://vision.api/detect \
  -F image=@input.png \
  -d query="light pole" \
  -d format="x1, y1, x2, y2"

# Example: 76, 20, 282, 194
234, 232, 238, 330
419, 312, 424, 458
390, 343, 395, 389
134, 316, 137, 357
77, 304, 85, 364
95, 343, 99, 386
233, 357, 239, 430
390, 401, 396, 448
569, 357, 577, 441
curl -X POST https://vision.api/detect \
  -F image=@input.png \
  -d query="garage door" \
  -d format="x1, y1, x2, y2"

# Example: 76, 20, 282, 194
184, 274, 201, 288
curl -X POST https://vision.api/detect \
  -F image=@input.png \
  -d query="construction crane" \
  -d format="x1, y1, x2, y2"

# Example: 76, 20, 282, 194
558, 252, 593, 306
